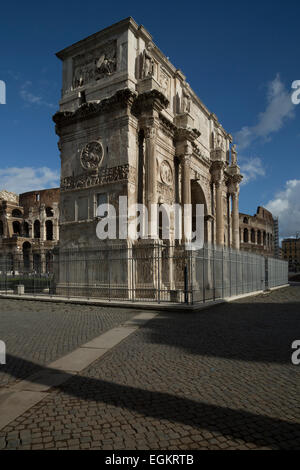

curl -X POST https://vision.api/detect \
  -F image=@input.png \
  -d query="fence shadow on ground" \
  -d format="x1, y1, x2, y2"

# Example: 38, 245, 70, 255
141, 300, 300, 365
1, 352, 300, 449
1, 293, 300, 448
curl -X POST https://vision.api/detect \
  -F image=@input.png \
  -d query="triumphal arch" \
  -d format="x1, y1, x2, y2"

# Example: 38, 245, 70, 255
53, 17, 243, 300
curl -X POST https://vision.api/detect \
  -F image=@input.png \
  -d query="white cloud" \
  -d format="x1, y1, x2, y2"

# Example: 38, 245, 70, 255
235, 74, 295, 150
0, 167, 59, 194
20, 81, 55, 109
239, 156, 266, 185
266, 180, 300, 238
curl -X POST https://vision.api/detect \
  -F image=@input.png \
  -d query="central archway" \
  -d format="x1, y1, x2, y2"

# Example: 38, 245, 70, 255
191, 180, 208, 244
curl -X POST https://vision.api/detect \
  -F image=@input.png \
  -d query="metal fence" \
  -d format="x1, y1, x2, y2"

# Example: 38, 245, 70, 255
0, 244, 288, 304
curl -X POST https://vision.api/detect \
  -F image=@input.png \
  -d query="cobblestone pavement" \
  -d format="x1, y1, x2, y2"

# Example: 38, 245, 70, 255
1, 287, 300, 450
0, 299, 137, 387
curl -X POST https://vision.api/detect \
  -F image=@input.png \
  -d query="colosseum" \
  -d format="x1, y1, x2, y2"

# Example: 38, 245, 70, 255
0, 188, 59, 273
239, 206, 275, 257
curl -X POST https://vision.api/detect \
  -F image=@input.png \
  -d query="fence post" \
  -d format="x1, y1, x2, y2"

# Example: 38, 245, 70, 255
265, 257, 268, 290
229, 248, 231, 298
221, 248, 224, 300
109, 251, 111, 301
157, 244, 161, 304
236, 250, 238, 296
184, 264, 189, 304
202, 246, 205, 303
67, 251, 70, 299
5, 258, 7, 294
190, 249, 194, 305
212, 246, 216, 301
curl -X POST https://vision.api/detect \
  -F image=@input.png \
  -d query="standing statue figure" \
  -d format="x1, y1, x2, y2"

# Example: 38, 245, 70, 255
231, 144, 237, 165
216, 133, 223, 149
142, 49, 154, 78
182, 89, 191, 113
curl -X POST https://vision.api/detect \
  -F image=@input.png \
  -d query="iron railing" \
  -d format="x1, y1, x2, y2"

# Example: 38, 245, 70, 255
0, 244, 289, 304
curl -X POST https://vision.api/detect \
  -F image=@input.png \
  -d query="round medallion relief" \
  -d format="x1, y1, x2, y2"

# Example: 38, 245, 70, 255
160, 160, 173, 186
80, 141, 103, 170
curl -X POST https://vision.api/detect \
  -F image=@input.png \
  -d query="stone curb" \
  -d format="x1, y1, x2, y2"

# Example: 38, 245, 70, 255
0, 283, 290, 311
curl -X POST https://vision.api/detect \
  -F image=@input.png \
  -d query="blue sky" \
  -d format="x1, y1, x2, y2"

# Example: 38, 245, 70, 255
0, 0, 299, 237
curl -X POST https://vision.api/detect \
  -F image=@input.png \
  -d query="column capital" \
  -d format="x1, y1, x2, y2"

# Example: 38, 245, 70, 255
144, 125, 156, 140
227, 180, 239, 196
226, 173, 243, 195
174, 127, 200, 144
140, 116, 159, 139
210, 160, 225, 185
175, 139, 193, 159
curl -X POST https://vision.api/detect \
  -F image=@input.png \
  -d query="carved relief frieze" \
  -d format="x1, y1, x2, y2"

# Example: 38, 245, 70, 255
157, 181, 174, 204
72, 40, 117, 89
159, 67, 170, 99
61, 164, 136, 191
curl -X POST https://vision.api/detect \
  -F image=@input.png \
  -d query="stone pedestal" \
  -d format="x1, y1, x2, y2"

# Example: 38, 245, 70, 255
174, 113, 194, 129
16, 284, 24, 295
137, 76, 161, 94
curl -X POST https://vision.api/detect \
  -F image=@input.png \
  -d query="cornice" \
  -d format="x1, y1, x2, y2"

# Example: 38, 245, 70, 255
56, 17, 137, 60
174, 127, 201, 142
131, 89, 169, 117
53, 88, 137, 130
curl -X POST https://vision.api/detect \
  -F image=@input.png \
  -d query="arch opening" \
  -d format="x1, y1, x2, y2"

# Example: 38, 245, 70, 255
46, 220, 53, 241
34, 220, 40, 238
13, 221, 21, 236
191, 181, 208, 244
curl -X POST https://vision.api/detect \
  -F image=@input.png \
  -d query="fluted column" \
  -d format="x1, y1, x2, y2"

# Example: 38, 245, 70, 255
215, 181, 224, 246
144, 125, 157, 238
181, 148, 192, 243
181, 155, 191, 206
211, 160, 225, 246
231, 190, 240, 250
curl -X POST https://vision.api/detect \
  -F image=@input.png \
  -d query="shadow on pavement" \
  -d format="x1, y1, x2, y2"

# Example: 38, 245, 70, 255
142, 300, 300, 365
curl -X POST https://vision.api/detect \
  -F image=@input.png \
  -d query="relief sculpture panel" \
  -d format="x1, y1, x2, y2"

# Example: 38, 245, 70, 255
72, 40, 117, 89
